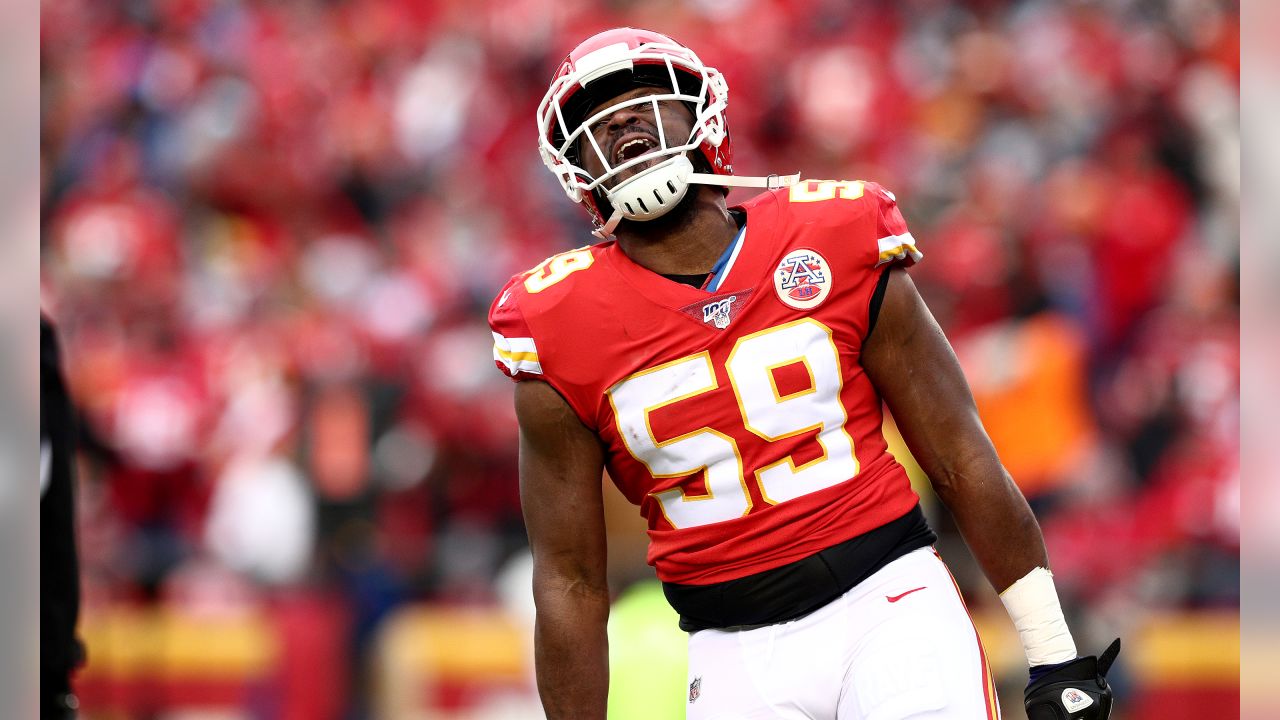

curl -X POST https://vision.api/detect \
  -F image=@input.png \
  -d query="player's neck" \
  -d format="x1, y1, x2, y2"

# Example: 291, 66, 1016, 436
613, 189, 738, 276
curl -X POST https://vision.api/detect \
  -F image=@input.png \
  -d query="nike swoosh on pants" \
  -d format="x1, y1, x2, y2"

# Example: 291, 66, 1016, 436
886, 586, 927, 603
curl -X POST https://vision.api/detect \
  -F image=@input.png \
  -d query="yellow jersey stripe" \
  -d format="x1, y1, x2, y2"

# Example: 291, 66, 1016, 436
495, 346, 539, 363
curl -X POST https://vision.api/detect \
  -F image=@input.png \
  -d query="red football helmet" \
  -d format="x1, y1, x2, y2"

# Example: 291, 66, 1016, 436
539, 28, 774, 237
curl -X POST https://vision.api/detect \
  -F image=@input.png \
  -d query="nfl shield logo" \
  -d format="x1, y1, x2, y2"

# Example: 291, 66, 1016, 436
688, 676, 701, 703
1061, 687, 1094, 712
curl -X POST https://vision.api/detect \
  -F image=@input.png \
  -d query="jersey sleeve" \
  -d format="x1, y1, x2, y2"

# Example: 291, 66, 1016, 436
864, 182, 923, 269
488, 275, 544, 382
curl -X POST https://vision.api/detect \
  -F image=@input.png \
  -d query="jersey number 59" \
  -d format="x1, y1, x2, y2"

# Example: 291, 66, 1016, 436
606, 319, 859, 529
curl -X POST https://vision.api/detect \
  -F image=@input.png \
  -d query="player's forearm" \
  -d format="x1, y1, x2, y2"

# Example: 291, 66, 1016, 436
929, 450, 1081, 666
532, 575, 611, 719
928, 449, 1049, 593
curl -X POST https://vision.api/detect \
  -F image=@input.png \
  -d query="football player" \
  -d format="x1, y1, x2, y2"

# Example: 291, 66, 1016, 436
489, 28, 1119, 719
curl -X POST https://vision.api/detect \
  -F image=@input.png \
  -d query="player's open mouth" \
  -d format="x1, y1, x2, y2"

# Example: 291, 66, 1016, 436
614, 134, 658, 165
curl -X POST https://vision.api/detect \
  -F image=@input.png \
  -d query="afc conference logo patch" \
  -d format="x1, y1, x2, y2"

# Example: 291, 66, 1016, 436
688, 676, 701, 703
774, 248, 832, 310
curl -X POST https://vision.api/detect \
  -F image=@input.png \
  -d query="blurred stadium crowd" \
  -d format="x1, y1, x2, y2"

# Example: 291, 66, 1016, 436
40, 0, 1238, 716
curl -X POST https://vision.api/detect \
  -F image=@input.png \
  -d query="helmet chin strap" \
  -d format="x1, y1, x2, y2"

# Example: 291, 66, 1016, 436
593, 211, 623, 240
686, 172, 803, 189
592, 157, 800, 240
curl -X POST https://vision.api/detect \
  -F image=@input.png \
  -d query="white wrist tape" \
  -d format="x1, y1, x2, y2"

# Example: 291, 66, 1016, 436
998, 567, 1078, 666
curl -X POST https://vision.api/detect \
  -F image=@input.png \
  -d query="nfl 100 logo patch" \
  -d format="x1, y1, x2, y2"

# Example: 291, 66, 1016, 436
702, 295, 737, 329
774, 248, 832, 310
679, 290, 754, 330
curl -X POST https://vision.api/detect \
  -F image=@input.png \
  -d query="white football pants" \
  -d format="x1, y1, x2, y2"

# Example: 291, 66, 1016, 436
684, 547, 1001, 720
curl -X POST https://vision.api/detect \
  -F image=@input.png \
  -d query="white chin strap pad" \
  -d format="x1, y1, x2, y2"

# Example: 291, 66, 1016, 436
605, 155, 695, 222
592, 161, 801, 239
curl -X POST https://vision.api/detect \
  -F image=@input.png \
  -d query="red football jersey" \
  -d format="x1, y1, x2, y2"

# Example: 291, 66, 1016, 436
490, 180, 924, 585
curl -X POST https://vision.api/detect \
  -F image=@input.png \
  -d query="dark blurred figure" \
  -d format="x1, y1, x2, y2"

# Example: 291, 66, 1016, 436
41, 315, 85, 719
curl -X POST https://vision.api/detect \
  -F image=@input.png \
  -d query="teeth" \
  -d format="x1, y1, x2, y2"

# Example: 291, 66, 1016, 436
615, 138, 653, 163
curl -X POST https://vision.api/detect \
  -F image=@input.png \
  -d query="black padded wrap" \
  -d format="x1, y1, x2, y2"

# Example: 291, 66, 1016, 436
663, 504, 936, 632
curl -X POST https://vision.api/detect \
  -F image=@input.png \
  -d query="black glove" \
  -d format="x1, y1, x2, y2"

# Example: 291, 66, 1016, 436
1024, 638, 1121, 720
